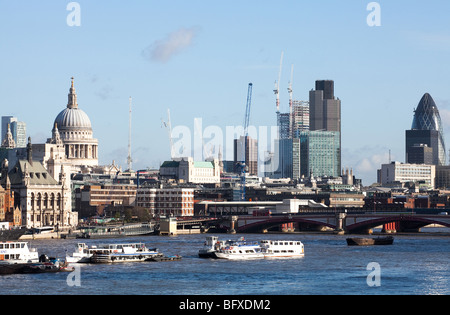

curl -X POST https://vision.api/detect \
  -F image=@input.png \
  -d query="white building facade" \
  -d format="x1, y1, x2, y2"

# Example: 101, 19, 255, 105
379, 162, 436, 188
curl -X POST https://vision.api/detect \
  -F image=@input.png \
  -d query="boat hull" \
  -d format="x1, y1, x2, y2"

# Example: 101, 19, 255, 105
263, 254, 304, 259
146, 255, 182, 262
90, 252, 160, 263
346, 236, 394, 246
215, 252, 264, 260
0, 263, 66, 275
198, 250, 217, 259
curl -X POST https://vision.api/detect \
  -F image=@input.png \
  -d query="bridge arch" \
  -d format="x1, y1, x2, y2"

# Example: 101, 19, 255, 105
236, 217, 335, 233
346, 215, 450, 233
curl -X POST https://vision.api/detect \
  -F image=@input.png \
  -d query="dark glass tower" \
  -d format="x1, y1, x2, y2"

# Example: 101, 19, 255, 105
406, 93, 446, 165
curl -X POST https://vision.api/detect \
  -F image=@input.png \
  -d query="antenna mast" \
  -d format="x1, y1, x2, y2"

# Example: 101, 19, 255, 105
127, 97, 133, 172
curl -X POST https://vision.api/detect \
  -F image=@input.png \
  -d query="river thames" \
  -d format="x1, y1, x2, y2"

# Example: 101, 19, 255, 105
0, 231, 448, 296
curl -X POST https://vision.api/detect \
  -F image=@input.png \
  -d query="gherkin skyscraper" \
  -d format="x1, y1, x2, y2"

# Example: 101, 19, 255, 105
406, 93, 446, 165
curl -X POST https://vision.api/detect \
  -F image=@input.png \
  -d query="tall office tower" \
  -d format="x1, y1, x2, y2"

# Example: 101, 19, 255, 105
273, 138, 301, 179
234, 136, 258, 176
300, 130, 341, 178
277, 112, 291, 139
307, 80, 342, 176
1, 116, 27, 148
292, 100, 309, 138
277, 101, 309, 140
11, 121, 27, 148
309, 80, 341, 132
406, 93, 446, 166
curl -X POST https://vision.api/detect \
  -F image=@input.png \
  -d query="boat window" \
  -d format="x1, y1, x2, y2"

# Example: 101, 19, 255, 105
21, 244, 25, 248
0, 244, 3, 249
10, 244, 15, 249
4, 244, 9, 249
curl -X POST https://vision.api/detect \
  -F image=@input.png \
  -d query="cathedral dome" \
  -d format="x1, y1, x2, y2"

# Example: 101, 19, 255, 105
49, 77, 99, 168
53, 77, 93, 133
54, 107, 92, 131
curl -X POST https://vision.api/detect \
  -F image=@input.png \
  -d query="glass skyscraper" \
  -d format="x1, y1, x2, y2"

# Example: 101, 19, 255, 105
1, 116, 27, 148
406, 93, 446, 166
300, 131, 341, 178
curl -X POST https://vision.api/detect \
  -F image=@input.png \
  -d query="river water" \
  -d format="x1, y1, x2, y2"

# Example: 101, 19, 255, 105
0, 231, 448, 296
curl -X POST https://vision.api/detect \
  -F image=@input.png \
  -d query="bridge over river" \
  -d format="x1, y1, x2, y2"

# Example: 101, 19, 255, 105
197, 211, 450, 234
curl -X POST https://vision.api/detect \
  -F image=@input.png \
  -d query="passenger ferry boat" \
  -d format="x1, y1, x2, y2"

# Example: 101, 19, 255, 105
66, 243, 103, 263
260, 240, 305, 259
198, 236, 233, 258
89, 243, 161, 264
0, 241, 39, 264
214, 239, 264, 260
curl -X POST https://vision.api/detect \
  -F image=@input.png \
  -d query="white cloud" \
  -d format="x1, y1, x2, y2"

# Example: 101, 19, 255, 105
142, 27, 200, 63
343, 146, 393, 185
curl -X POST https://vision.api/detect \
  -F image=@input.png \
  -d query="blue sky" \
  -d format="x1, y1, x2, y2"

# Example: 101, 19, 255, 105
1, 0, 450, 185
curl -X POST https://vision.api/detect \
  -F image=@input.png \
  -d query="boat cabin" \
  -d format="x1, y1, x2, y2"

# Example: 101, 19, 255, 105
0, 241, 39, 263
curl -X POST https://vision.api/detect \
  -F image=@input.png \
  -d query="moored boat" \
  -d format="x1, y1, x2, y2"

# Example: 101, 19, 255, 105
0, 241, 39, 264
89, 243, 160, 263
214, 239, 264, 260
0, 241, 73, 275
260, 240, 305, 259
75, 223, 154, 239
346, 236, 394, 246
146, 255, 182, 262
66, 243, 106, 263
198, 236, 232, 258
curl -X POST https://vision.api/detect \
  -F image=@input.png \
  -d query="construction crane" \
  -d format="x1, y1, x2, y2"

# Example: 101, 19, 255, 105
273, 51, 284, 114
238, 83, 253, 201
288, 64, 294, 138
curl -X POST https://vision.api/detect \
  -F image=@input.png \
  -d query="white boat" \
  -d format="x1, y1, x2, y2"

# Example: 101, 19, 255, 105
260, 240, 305, 259
198, 236, 234, 258
0, 241, 39, 264
89, 243, 161, 264
66, 243, 103, 263
214, 239, 264, 260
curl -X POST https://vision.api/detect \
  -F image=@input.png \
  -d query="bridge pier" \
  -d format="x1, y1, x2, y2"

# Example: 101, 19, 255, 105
335, 212, 347, 234
382, 222, 398, 233
228, 216, 238, 234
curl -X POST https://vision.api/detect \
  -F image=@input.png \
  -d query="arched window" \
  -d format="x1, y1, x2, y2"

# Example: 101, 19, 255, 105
57, 193, 62, 210
43, 193, 48, 210
50, 193, 55, 210
37, 193, 42, 211
30, 193, 35, 211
